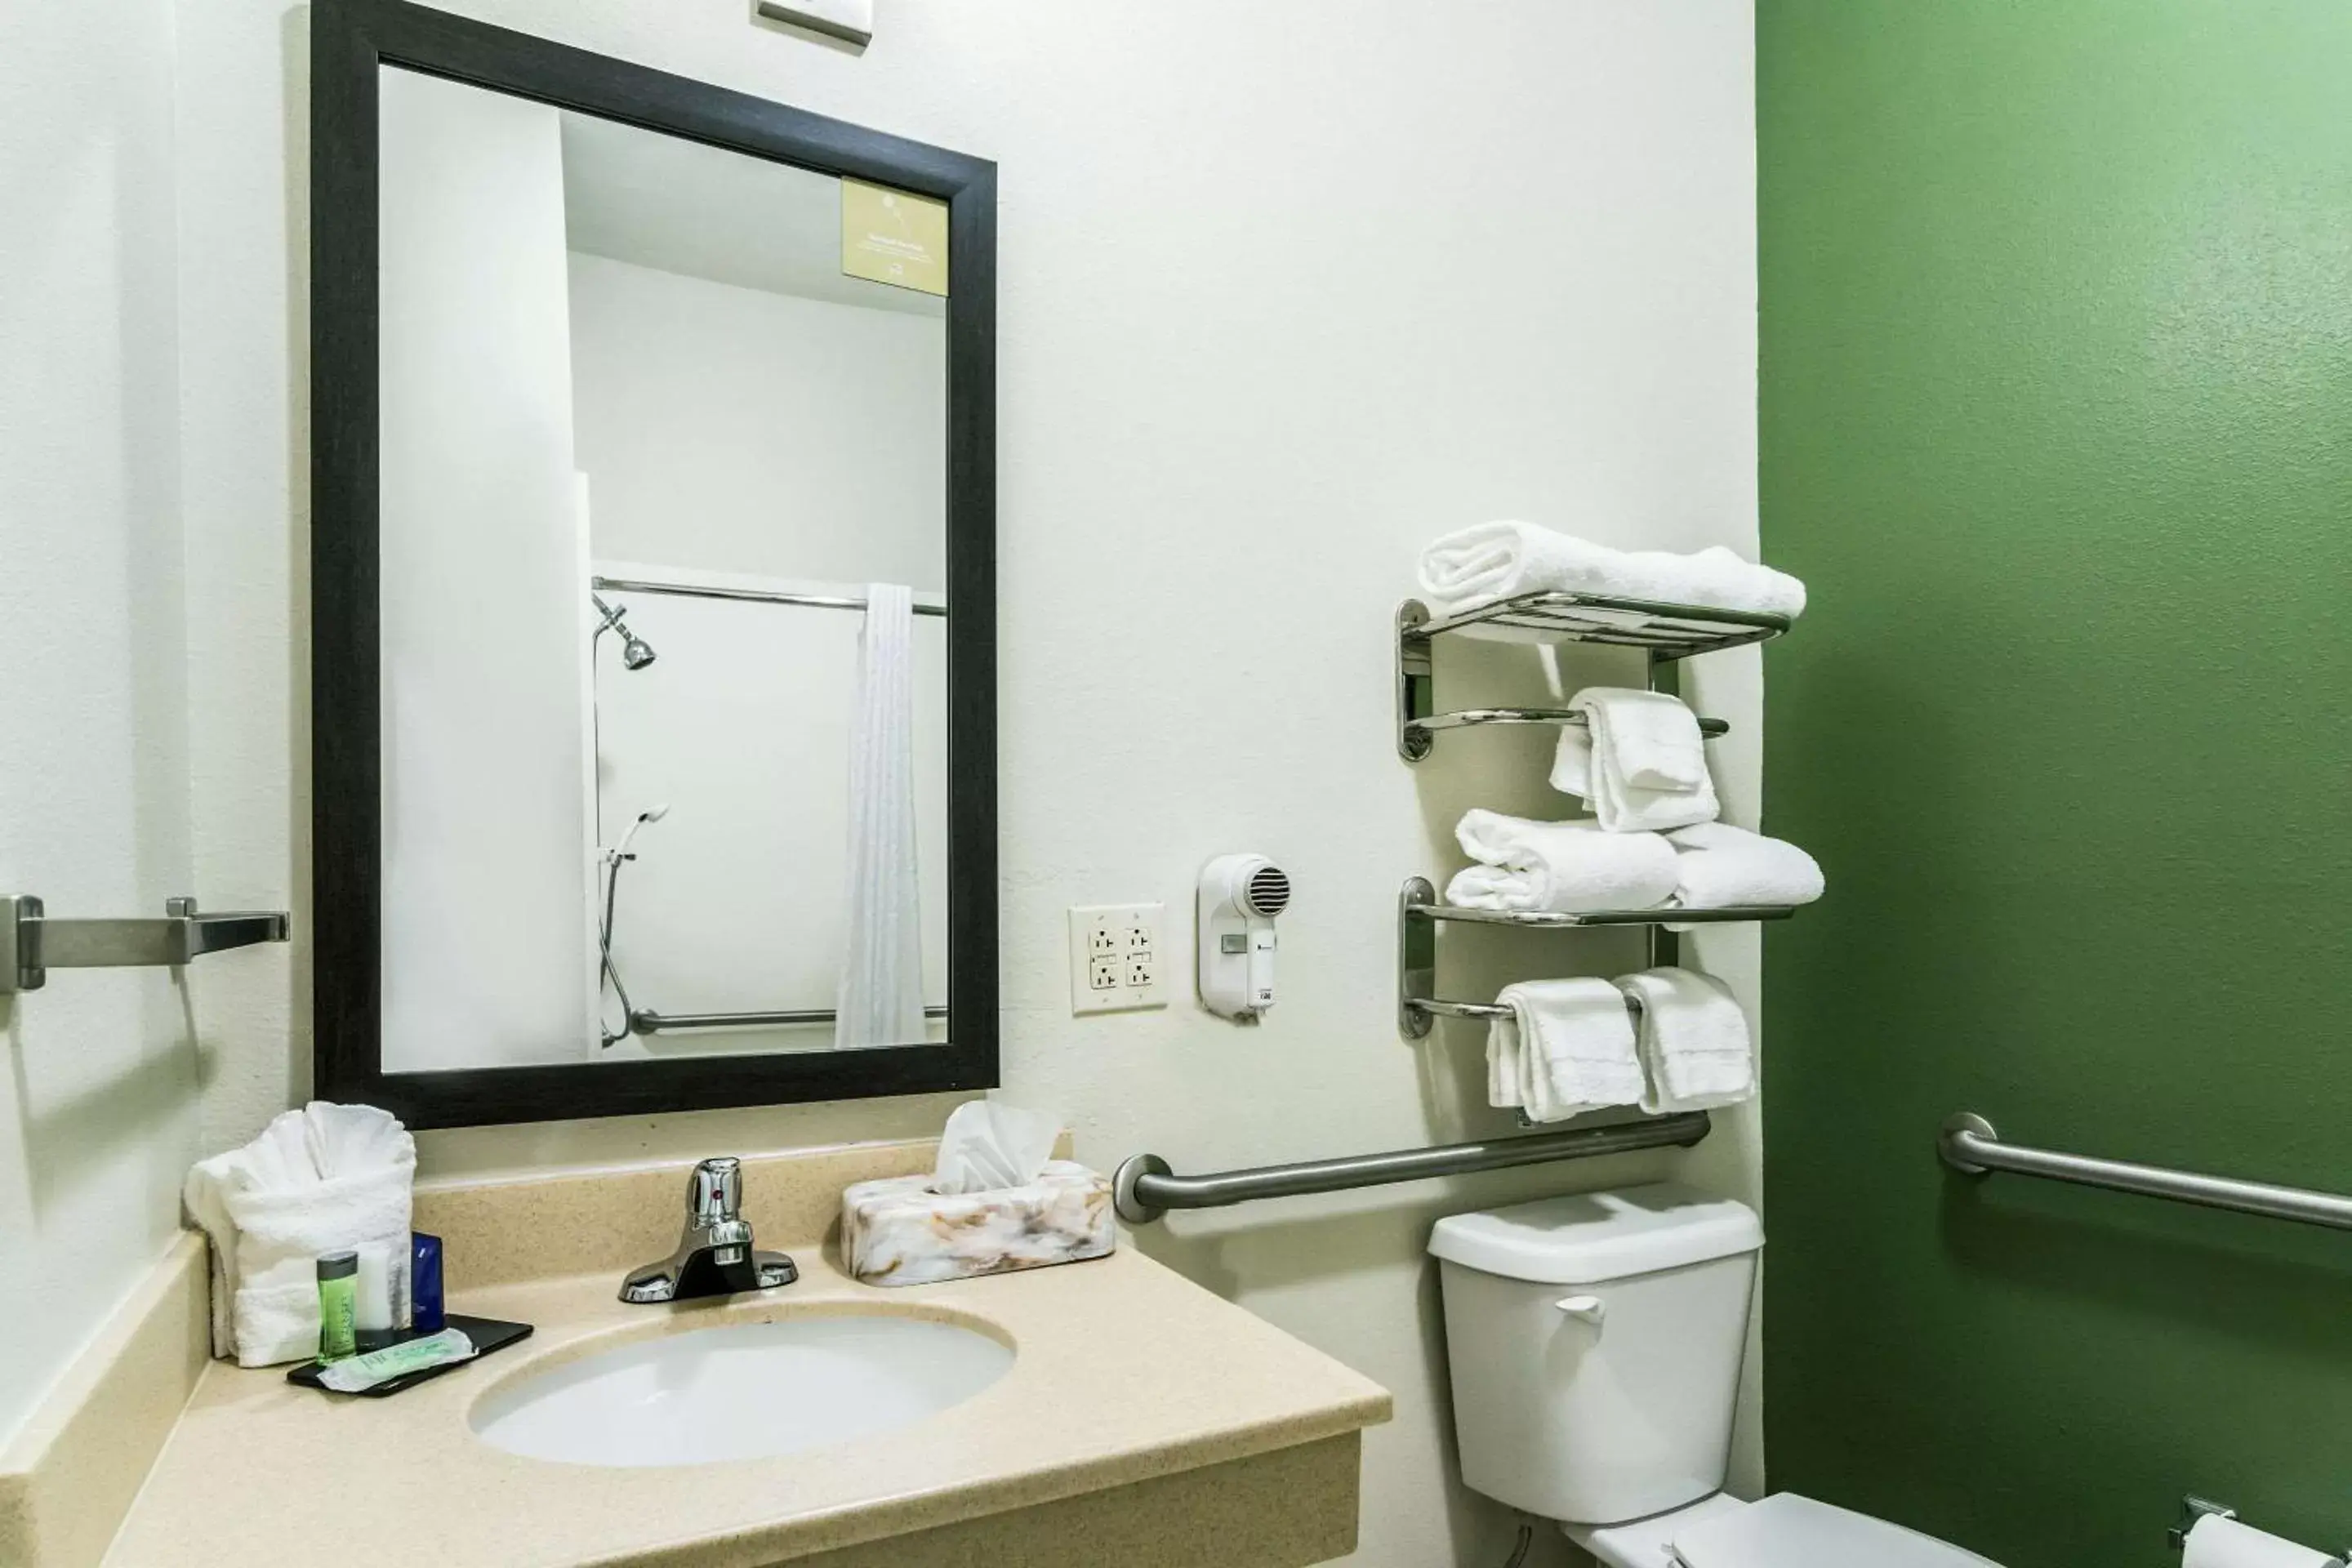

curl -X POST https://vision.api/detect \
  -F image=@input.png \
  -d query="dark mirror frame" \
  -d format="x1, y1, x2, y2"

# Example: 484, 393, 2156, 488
310, 0, 998, 1129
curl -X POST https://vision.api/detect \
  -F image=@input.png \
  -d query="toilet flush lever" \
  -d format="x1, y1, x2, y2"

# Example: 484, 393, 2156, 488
1554, 1295, 1606, 1325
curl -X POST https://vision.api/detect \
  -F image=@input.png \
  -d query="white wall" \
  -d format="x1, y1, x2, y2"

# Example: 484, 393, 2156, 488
0, 0, 198, 1441
378, 68, 595, 1072
568, 251, 947, 586
166, 4, 1760, 1562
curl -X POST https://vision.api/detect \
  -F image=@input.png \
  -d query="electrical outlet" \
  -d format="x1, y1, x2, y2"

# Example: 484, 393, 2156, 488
1068, 903, 1168, 1014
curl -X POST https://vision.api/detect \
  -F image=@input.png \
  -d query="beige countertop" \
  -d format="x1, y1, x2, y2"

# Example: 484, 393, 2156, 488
105, 1241, 1392, 1567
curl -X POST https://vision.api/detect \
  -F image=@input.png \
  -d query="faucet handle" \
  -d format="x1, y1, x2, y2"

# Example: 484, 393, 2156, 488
686, 1156, 744, 1226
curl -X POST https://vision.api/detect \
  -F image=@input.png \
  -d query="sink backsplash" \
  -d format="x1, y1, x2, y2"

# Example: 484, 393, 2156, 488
411, 1134, 1071, 1291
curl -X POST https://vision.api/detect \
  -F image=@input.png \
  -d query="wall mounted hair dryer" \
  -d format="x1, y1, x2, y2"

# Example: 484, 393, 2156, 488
1196, 853, 1291, 1022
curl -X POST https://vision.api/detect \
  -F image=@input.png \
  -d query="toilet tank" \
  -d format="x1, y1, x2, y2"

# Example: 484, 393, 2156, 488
1430, 1183, 1763, 1526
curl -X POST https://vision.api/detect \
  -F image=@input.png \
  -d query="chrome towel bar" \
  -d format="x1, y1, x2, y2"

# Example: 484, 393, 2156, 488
2, 895, 289, 995
1940, 1112, 2352, 1232
1113, 1111, 1711, 1225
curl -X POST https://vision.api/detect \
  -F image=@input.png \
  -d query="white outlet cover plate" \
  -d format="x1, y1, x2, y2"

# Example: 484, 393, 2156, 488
1067, 903, 1167, 1014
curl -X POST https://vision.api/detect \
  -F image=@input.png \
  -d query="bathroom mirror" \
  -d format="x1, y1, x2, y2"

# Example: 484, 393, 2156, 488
310, 0, 997, 1127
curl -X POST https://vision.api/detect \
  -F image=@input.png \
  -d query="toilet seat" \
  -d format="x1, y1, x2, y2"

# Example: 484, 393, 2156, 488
1667, 1493, 2001, 1567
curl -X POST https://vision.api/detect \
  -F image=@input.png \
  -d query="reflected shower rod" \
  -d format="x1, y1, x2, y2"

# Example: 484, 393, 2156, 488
592, 577, 948, 617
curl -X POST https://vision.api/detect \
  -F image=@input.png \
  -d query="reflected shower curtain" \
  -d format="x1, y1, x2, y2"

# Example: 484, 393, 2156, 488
835, 582, 927, 1048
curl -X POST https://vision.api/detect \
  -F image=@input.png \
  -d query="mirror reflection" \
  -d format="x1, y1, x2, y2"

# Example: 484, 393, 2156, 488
376, 65, 950, 1072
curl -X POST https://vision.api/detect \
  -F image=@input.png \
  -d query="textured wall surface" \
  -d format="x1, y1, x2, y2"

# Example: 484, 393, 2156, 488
1759, 2, 2352, 1562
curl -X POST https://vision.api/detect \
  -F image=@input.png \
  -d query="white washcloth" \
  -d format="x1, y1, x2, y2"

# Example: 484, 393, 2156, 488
1417, 521, 1806, 619
181, 1102, 415, 1367
1446, 809, 1678, 914
835, 581, 928, 1049
1616, 968, 1754, 1113
1486, 978, 1644, 1123
1552, 688, 1720, 832
1664, 822, 1825, 925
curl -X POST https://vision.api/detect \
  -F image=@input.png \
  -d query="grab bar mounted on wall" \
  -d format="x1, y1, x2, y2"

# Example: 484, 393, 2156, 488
1114, 1111, 1712, 1225
1940, 1112, 2352, 1233
632, 1003, 948, 1035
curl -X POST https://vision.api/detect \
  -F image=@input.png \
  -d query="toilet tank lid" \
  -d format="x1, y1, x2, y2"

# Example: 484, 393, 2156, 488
1428, 1183, 1762, 1284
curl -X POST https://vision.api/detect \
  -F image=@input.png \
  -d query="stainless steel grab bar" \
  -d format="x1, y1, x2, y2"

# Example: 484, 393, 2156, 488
1113, 1111, 1711, 1224
633, 1003, 947, 1034
1940, 1112, 2352, 1232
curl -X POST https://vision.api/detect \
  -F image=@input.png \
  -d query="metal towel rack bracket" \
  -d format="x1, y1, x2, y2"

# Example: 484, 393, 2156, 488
1114, 1111, 1712, 1225
1397, 875, 1794, 1039
1940, 1112, 2352, 1232
1395, 592, 1784, 761
2, 894, 290, 995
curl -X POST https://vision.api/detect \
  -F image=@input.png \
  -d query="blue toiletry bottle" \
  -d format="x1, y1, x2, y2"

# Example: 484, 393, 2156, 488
411, 1232, 446, 1334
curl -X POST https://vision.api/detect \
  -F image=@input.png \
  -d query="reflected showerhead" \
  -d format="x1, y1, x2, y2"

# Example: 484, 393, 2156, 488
612, 802, 670, 859
591, 591, 658, 671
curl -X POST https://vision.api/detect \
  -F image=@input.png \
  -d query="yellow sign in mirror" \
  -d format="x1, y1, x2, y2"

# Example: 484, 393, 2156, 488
840, 179, 948, 296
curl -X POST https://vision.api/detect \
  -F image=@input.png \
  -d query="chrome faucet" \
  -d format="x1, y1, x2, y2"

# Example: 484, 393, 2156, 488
619, 1156, 798, 1303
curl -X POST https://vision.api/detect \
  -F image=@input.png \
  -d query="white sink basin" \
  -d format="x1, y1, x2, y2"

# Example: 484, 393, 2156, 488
469, 1313, 1014, 1468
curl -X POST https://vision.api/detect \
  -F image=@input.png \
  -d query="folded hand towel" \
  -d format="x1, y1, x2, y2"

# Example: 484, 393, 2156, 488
1417, 521, 1806, 618
1446, 808, 1679, 913
183, 1102, 416, 1367
1487, 978, 1645, 1123
1664, 822, 1824, 925
1616, 967, 1755, 1113
1552, 688, 1720, 832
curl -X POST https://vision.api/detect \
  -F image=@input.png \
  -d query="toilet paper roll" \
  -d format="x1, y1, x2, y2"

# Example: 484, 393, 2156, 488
2184, 1515, 2336, 1568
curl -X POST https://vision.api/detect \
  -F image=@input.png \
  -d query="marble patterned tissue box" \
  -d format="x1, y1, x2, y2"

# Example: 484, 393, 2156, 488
842, 1161, 1116, 1287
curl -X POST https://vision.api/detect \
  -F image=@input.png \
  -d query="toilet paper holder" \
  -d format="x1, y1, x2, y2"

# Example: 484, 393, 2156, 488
2170, 1495, 2350, 1563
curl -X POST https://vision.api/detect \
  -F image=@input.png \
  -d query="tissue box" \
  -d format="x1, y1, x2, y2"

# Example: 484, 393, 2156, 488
842, 1160, 1116, 1287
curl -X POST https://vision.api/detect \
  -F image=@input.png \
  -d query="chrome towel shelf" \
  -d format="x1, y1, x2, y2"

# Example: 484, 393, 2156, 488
1113, 1111, 1713, 1225
2, 895, 290, 995
1940, 1112, 2352, 1233
1398, 875, 1794, 1039
1396, 590, 1784, 761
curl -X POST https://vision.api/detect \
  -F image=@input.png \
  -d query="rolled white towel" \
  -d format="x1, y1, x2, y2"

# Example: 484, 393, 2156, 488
1447, 809, 1679, 914
1552, 688, 1720, 833
1417, 520, 1806, 618
1616, 967, 1754, 1113
1664, 822, 1824, 922
183, 1102, 416, 1367
1487, 978, 1644, 1123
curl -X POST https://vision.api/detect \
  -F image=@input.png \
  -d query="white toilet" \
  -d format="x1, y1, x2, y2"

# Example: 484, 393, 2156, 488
1430, 1183, 2002, 1567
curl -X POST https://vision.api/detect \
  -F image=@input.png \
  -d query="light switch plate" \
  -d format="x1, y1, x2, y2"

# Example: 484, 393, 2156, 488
1067, 903, 1167, 1014
755, 0, 874, 47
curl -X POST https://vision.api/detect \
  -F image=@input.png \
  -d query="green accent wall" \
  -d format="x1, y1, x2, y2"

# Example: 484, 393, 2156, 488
1758, 3, 2352, 1563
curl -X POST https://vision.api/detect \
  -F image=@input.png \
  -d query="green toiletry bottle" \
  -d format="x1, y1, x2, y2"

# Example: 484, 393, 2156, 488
317, 1250, 359, 1362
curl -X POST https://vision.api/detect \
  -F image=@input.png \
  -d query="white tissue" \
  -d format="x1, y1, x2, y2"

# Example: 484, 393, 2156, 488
2184, 1517, 2336, 1568
932, 1100, 1061, 1195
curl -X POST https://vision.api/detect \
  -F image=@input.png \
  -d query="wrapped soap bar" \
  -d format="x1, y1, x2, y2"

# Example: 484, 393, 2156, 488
843, 1161, 1115, 1287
